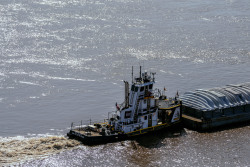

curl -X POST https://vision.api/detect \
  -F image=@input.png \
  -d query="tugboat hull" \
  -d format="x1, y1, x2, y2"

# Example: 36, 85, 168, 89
67, 130, 127, 145
67, 120, 182, 145
126, 120, 181, 137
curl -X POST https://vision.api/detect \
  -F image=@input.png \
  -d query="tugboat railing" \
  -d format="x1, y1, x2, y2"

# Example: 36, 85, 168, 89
70, 120, 91, 131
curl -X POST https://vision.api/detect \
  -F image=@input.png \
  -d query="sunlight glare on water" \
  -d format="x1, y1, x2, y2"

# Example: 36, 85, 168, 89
0, 0, 250, 166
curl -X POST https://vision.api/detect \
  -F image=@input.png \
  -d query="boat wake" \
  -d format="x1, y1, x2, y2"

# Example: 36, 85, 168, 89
0, 136, 80, 165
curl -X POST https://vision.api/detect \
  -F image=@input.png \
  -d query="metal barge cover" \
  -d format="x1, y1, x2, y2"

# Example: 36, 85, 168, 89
180, 82, 250, 130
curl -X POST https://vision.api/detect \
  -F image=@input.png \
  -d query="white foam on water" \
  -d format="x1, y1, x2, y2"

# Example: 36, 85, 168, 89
50, 129, 63, 132
163, 52, 189, 60
19, 81, 41, 86
41, 92, 50, 97
159, 70, 175, 75
29, 96, 40, 99
5, 56, 93, 69
0, 98, 4, 102
0, 135, 80, 165
127, 48, 156, 60
23, 71, 96, 82
35, 0, 67, 8
6, 87, 15, 89
200, 17, 213, 22
46, 76, 96, 82
9, 71, 29, 75
5, 3, 26, 12
0, 72, 6, 77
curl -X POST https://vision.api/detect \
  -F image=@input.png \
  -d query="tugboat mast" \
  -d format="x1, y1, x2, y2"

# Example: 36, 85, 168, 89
140, 66, 142, 80
132, 66, 134, 84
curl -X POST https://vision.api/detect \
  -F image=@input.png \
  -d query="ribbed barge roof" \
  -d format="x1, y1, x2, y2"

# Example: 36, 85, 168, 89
180, 82, 250, 111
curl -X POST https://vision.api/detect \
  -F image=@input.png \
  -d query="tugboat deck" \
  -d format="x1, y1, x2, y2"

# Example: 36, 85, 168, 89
182, 114, 202, 123
73, 129, 102, 137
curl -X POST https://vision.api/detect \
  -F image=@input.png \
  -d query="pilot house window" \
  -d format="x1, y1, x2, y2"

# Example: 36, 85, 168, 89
149, 84, 153, 89
125, 111, 132, 118
131, 85, 138, 92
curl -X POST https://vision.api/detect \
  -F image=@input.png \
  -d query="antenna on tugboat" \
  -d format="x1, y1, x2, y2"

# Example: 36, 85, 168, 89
132, 66, 134, 84
152, 72, 156, 82
140, 66, 142, 80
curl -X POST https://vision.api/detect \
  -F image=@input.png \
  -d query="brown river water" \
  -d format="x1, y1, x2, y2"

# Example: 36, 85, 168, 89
0, 0, 250, 166
1, 125, 249, 166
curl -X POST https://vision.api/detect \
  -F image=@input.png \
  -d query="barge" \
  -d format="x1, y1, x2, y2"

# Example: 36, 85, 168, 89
67, 67, 182, 145
180, 83, 250, 131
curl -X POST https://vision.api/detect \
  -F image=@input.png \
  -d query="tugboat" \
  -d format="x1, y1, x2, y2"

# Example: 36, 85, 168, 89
67, 67, 182, 145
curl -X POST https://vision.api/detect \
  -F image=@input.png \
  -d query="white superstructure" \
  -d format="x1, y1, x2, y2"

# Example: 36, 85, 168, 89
105, 67, 158, 133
